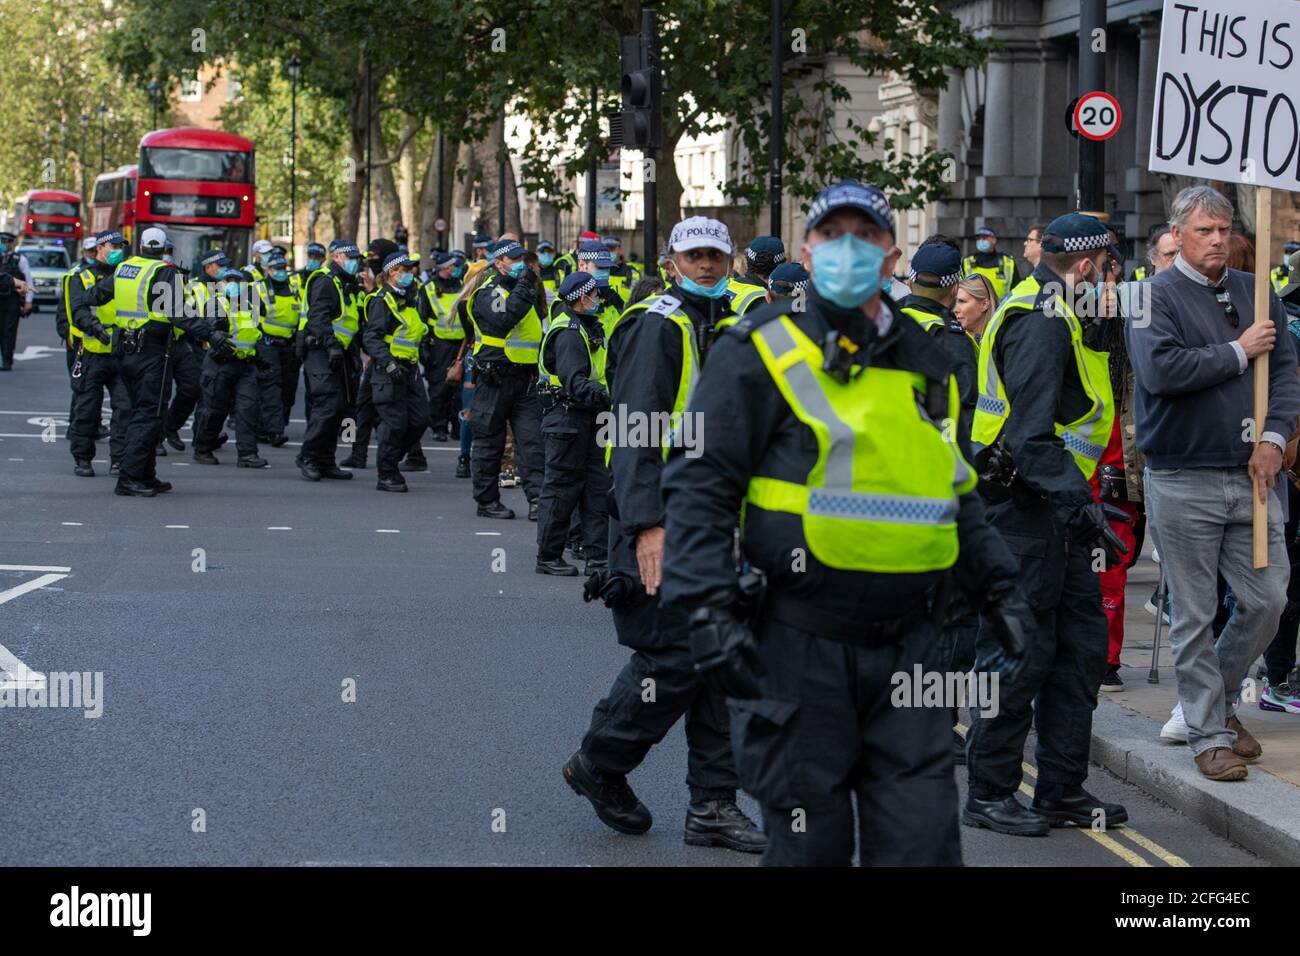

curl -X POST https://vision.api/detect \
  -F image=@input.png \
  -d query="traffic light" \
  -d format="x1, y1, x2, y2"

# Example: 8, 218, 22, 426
610, 32, 662, 150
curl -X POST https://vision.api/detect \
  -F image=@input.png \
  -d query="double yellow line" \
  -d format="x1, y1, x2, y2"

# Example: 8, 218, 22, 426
956, 724, 1189, 867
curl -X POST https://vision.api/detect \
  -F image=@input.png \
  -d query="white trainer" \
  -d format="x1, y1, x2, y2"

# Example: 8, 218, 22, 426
1160, 701, 1188, 743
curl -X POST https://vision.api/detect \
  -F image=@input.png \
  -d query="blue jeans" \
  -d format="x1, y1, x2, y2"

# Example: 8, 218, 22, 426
459, 360, 475, 456
1145, 467, 1290, 756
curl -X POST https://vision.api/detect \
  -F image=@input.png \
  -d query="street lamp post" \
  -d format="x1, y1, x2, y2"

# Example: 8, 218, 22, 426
147, 81, 162, 130
58, 121, 68, 188
97, 105, 108, 177
288, 56, 302, 265
78, 113, 88, 195
770, 0, 783, 237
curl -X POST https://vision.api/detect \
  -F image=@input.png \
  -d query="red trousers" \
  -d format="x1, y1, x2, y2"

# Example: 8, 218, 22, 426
1097, 500, 1140, 666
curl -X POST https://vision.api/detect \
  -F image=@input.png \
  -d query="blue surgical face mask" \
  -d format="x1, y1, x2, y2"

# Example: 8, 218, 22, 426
272, 269, 288, 283
810, 233, 888, 308
594, 268, 610, 283
223, 283, 240, 300
538, 253, 554, 267
508, 260, 526, 279
453, 264, 466, 279
105, 249, 125, 267
0, 242, 8, 254
677, 273, 729, 299
976, 239, 992, 254
342, 258, 360, 276
396, 272, 414, 289
306, 258, 322, 271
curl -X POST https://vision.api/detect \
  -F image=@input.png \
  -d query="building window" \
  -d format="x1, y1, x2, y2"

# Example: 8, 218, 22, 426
179, 75, 202, 102
226, 72, 242, 102
272, 213, 291, 238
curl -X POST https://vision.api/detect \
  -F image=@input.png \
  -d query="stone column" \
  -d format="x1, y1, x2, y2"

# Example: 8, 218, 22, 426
982, 54, 1014, 178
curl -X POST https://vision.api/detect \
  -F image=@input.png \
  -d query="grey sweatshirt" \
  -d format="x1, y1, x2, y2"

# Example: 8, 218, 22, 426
1127, 259, 1300, 469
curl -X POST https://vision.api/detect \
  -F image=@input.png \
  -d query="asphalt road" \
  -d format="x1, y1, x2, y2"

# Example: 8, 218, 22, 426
0, 307, 1266, 867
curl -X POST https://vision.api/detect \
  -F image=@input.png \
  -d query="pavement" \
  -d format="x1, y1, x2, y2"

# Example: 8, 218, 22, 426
1097, 556, 1300, 865
0, 306, 1281, 867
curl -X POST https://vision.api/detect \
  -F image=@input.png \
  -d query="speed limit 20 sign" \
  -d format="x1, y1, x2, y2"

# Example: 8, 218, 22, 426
1073, 91, 1122, 142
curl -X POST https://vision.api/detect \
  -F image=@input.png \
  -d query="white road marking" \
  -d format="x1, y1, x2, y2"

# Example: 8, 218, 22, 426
376, 529, 400, 534
475, 532, 502, 536
165, 524, 190, 529
8, 457, 24, 461
0, 564, 72, 573
0, 571, 68, 691
172, 461, 190, 466
267, 526, 291, 531
61, 522, 82, 526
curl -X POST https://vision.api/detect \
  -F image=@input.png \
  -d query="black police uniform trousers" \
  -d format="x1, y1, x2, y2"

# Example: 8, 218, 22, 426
535, 404, 609, 560
0, 299, 20, 366
372, 359, 430, 481
162, 336, 202, 436
965, 502, 1108, 802
424, 336, 463, 436
65, 343, 76, 424
346, 362, 378, 462
735, 610, 962, 866
194, 352, 260, 458
469, 364, 544, 505
254, 338, 295, 436
580, 521, 737, 803
299, 347, 352, 467
115, 326, 175, 482
68, 351, 129, 465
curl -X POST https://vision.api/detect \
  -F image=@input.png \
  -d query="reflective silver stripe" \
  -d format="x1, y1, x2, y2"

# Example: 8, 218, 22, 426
808, 490, 959, 525
504, 336, 540, 352
758, 319, 854, 488
976, 394, 1007, 416
393, 337, 419, 348
1053, 299, 1108, 450
332, 320, 353, 338
264, 316, 297, 330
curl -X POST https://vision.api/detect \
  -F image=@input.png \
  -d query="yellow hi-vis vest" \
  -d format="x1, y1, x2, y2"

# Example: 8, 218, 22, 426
603, 293, 700, 466
424, 283, 466, 340
379, 289, 428, 361
743, 314, 975, 573
1131, 265, 1150, 281
970, 276, 1115, 480
112, 256, 171, 330
1273, 266, 1289, 294
470, 276, 542, 364
538, 313, 607, 390
300, 267, 360, 347
219, 296, 263, 360
256, 279, 298, 338
68, 267, 116, 354
963, 253, 1016, 302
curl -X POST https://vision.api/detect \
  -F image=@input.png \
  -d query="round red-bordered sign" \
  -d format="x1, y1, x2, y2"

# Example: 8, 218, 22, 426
1073, 91, 1122, 142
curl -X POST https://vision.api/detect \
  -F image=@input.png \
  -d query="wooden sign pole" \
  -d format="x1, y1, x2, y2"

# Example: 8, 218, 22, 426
1253, 186, 1273, 569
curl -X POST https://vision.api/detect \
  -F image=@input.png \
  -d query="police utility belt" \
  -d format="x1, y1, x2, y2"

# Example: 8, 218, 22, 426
114, 323, 170, 355
474, 359, 534, 385
763, 590, 930, 647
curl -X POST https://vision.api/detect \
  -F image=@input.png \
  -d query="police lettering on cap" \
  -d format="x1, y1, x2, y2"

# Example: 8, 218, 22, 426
974, 226, 997, 239
81, 236, 98, 252
768, 261, 810, 294
381, 250, 412, 273
668, 216, 732, 254
329, 238, 361, 257
140, 227, 168, 250
200, 249, 225, 267
472, 233, 491, 249
907, 242, 963, 288
576, 239, 605, 262
219, 267, 244, 282
537, 239, 556, 252
252, 239, 274, 255
558, 272, 597, 302
595, 250, 615, 268
306, 242, 326, 256
434, 252, 457, 269
804, 180, 894, 236
98, 230, 125, 247
263, 253, 287, 269
602, 235, 621, 249
1039, 213, 1111, 255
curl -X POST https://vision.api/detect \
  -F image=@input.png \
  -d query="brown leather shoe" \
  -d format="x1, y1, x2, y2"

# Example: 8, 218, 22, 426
1195, 747, 1248, 781
1226, 715, 1262, 760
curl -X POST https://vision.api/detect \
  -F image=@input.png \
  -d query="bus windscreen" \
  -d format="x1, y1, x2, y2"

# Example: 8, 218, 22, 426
141, 147, 253, 184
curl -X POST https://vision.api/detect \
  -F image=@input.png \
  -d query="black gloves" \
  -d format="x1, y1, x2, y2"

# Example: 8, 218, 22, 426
1067, 500, 1131, 567
688, 606, 765, 700
981, 580, 1033, 684
208, 327, 235, 360
95, 329, 112, 345
384, 361, 405, 384
327, 347, 344, 370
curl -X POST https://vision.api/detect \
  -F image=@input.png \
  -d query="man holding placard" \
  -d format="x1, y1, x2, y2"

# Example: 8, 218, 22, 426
1127, 186, 1300, 781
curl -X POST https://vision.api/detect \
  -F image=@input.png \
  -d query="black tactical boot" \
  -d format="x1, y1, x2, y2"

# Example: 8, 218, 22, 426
477, 501, 515, 519
376, 476, 409, 493
268, 433, 289, 448
237, 455, 269, 468
145, 477, 173, 493
193, 450, 219, 465
399, 456, 429, 472
683, 800, 767, 853
1032, 789, 1128, 829
455, 454, 471, 479
74, 460, 94, 477
114, 477, 157, 498
319, 464, 354, 480
298, 458, 322, 481
562, 751, 652, 835
528, 500, 539, 521
536, 557, 579, 576
962, 795, 1050, 836
163, 429, 186, 451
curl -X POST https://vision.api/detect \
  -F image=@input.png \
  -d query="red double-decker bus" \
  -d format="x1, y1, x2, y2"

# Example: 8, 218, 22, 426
89, 164, 138, 242
13, 188, 82, 242
133, 127, 255, 269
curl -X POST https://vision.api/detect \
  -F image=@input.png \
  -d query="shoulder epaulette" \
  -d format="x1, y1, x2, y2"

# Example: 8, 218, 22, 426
643, 293, 682, 318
